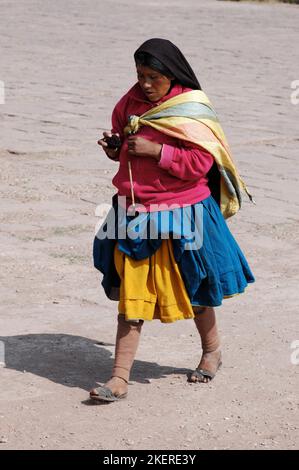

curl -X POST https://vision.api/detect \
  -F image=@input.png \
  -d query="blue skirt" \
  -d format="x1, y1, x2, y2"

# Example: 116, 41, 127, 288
93, 194, 255, 307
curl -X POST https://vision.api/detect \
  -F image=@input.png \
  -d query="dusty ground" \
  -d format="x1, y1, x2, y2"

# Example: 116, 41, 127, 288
0, 0, 298, 450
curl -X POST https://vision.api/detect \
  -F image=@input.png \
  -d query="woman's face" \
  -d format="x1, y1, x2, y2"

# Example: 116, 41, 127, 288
136, 64, 173, 102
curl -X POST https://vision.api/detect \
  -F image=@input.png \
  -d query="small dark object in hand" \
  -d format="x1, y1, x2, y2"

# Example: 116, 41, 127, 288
104, 134, 121, 149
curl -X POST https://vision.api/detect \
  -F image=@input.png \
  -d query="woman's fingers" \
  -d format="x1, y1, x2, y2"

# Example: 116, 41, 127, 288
127, 135, 136, 153
99, 132, 120, 147
103, 131, 112, 139
97, 131, 120, 160
102, 131, 119, 139
97, 138, 108, 148
127, 136, 161, 159
98, 131, 111, 147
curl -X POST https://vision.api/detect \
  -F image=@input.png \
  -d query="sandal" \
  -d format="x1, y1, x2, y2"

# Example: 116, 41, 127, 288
89, 376, 128, 402
89, 385, 128, 402
188, 359, 222, 383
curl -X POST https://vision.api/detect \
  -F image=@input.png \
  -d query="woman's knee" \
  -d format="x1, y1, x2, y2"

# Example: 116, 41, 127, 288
192, 306, 208, 314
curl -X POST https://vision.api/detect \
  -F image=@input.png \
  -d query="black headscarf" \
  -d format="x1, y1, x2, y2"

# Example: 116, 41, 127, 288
134, 38, 201, 90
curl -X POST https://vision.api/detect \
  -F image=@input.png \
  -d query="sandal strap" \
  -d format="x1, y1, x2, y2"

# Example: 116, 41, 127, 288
194, 368, 215, 380
111, 375, 129, 384
90, 385, 127, 401
92, 386, 114, 398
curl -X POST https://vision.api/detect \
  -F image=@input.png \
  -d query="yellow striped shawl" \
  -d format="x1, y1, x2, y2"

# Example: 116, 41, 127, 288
124, 90, 254, 219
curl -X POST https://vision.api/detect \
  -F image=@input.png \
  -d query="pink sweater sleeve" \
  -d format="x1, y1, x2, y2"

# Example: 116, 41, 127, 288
111, 95, 128, 139
158, 141, 214, 181
108, 97, 127, 162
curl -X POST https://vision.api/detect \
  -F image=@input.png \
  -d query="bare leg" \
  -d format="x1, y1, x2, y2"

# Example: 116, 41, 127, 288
90, 314, 143, 398
189, 306, 222, 383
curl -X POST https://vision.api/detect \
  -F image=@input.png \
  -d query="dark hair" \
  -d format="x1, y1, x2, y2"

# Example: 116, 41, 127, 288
134, 51, 174, 79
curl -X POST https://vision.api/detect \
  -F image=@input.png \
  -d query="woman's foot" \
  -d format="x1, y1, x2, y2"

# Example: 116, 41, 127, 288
89, 376, 128, 401
188, 347, 222, 383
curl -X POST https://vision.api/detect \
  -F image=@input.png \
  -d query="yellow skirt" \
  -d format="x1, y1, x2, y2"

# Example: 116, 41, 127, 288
113, 239, 196, 323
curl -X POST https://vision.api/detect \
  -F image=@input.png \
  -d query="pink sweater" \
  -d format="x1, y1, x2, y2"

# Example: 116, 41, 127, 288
110, 82, 214, 211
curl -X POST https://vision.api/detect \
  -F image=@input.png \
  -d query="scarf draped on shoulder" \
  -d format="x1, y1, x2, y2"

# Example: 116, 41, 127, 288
124, 90, 255, 219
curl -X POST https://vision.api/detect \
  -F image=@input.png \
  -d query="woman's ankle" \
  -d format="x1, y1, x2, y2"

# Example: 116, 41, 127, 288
110, 375, 128, 384
202, 345, 222, 355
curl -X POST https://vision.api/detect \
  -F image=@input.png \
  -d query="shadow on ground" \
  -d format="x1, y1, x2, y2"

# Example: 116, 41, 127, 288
0, 334, 190, 391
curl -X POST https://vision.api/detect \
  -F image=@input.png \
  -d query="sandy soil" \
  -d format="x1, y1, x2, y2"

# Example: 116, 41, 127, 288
0, 0, 298, 450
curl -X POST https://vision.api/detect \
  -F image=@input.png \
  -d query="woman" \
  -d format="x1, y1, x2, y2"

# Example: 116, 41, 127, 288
90, 38, 255, 402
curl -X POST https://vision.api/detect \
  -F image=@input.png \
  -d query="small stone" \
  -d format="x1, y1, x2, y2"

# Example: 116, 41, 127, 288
0, 437, 8, 444
123, 438, 134, 446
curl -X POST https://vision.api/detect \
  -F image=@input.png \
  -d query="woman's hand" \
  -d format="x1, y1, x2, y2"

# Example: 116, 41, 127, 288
127, 136, 162, 161
97, 131, 120, 161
